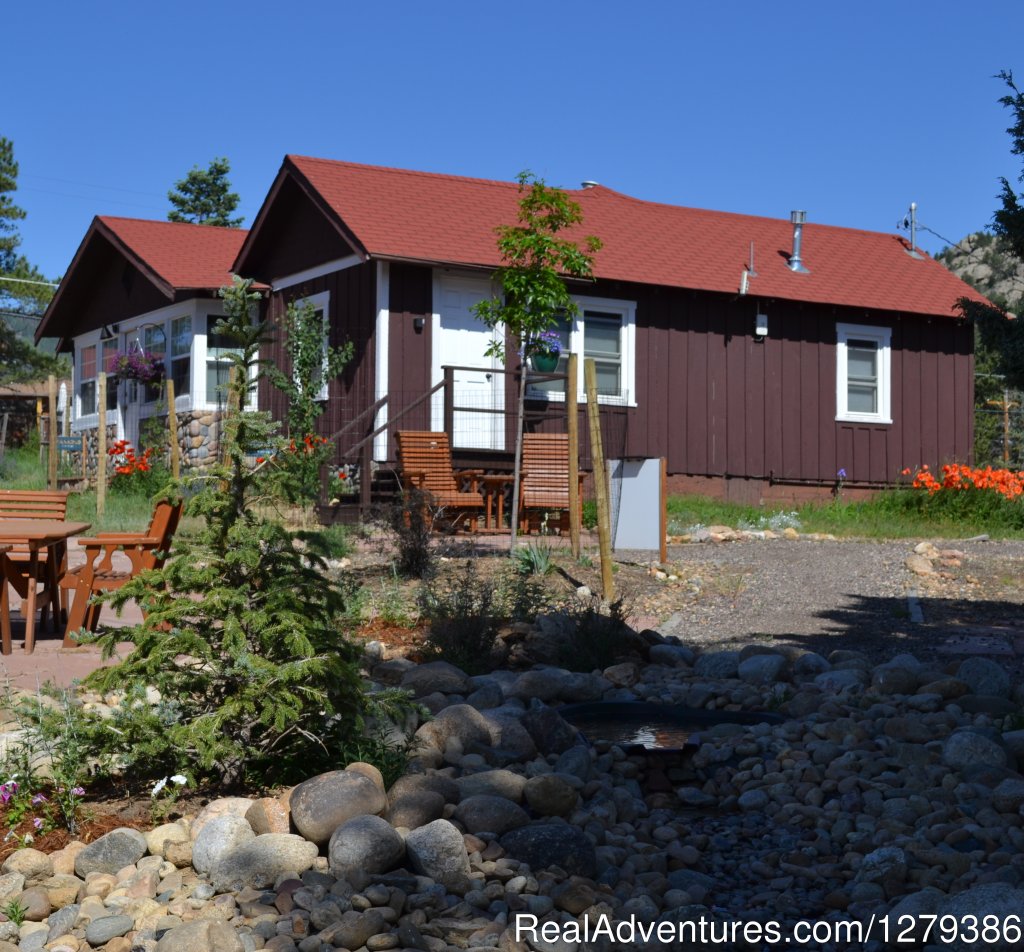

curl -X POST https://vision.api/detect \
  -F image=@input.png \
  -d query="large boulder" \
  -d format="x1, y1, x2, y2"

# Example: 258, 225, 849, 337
452, 795, 529, 835
521, 707, 579, 755
75, 828, 148, 877
191, 815, 255, 876
404, 819, 471, 890
155, 920, 244, 952
455, 769, 528, 803
211, 833, 318, 891
940, 884, 1024, 950
400, 661, 472, 698
415, 704, 494, 754
956, 657, 1012, 698
942, 731, 1008, 771
290, 770, 387, 848
500, 822, 597, 878
328, 815, 405, 879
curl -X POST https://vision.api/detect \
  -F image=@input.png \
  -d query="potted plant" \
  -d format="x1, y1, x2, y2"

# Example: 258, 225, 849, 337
106, 349, 166, 384
527, 330, 562, 373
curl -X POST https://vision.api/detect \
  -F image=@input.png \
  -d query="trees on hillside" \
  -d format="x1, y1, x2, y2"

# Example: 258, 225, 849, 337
167, 157, 243, 227
0, 136, 62, 384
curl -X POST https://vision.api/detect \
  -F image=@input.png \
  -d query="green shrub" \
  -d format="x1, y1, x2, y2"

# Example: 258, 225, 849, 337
418, 561, 502, 675
582, 499, 597, 529
556, 594, 635, 672
376, 489, 436, 579
514, 540, 555, 576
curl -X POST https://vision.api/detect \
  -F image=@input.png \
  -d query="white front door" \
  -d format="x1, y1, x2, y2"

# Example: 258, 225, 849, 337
433, 275, 504, 450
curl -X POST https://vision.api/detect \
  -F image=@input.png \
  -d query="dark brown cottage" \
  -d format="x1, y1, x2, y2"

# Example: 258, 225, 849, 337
234, 156, 987, 504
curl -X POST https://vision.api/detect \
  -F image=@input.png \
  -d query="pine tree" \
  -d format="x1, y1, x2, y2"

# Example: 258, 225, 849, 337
0, 136, 63, 382
167, 157, 243, 227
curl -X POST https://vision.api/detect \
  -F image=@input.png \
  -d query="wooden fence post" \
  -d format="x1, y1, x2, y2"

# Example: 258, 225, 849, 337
166, 378, 180, 479
566, 353, 581, 559
97, 373, 107, 518
584, 359, 614, 601
47, 375, 58, 490
442, 366, 454, 439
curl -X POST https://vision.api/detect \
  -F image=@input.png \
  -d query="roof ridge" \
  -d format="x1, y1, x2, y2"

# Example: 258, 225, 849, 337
98, 215, 249, 235
287, 155, 529, 192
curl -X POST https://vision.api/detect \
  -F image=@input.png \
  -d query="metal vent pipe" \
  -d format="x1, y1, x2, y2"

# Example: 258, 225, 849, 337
789, 210, 809, 273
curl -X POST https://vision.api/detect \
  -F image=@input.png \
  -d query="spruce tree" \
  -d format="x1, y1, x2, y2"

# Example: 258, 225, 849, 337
167, 157, 243, 227
84, 278, 375, 786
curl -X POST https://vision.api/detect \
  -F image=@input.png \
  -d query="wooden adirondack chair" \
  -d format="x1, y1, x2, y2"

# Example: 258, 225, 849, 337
395, 431, 484, 532
61, 498, 183, 644
519, 433, 586, 534
0, 490, 70, 630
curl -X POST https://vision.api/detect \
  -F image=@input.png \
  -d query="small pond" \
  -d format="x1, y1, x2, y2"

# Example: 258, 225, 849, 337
558, 701, 784, 752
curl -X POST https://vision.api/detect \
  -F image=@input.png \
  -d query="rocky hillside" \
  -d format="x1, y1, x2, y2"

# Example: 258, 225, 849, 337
935, 232, 1024, 309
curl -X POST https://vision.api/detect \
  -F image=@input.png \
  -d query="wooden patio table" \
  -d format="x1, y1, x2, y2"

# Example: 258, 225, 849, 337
0, 520, 91, 655
479, 474, 515, 533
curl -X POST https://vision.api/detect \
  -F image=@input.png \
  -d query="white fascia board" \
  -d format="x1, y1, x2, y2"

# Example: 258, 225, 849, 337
272, 254, 364, 292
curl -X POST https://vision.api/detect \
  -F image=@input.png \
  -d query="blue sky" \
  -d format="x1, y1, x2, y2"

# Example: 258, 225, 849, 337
6, 0, 1023, 279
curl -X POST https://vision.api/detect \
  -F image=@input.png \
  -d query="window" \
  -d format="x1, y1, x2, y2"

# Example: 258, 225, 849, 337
205, 327, 237, 405
527, 297, 635, 404
170, 316, 191, 396
101, 335, 118, 412
79, 345, 97, 416
143, 324, 167, 403
836, 323, 891, 424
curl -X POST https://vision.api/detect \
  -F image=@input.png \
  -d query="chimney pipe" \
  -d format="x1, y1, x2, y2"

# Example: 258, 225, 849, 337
581, 181, 599, 189
789, 210, 810, 273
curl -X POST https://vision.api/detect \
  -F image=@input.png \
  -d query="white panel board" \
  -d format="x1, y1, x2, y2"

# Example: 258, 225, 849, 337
608, 457, 663, 551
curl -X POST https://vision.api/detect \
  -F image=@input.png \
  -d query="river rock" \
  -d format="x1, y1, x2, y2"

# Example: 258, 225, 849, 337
85, 915, 134, 946
328, 815, 405, 879
190, 798, 255, 840
145, 823, 190, 858
415, 704, 494, 753
521, 706, 579, 755
289, 770, 387, 847
75, 828, 148, 877
1, 849, 51, 881
738, 653, 789, 685
455, 769, 527, 803
941, 884, 1024, 950
388, 790, 445, 830
244, 798, 291, 835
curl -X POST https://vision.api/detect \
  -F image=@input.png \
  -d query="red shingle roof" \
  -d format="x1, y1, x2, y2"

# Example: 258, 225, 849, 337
286, 156, 987, 318
98, 216, 250, 291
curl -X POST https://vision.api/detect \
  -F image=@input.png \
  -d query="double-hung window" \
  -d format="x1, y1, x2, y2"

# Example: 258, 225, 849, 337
836, 323, 891, 424
143, 324, 167, 404
170, 316, 191, 396
294, 291, 331, 402
528, 296, 635, 404
79, 344, 98, 416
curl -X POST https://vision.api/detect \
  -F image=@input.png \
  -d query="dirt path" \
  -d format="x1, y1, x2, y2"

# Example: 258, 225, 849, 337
650, 537, 1024, 667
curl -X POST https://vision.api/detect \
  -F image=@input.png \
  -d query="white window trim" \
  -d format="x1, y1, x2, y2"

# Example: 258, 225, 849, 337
836, 322, 892, 424
292, 291, 331, 402
526, 295, 637, 407
273, 254, 362, 291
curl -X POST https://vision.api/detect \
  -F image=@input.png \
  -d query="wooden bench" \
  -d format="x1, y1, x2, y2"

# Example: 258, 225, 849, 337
395, 431, 484, 532
519, 433, 585, 534
0, 490, 70, 630
61, 498, 183, 643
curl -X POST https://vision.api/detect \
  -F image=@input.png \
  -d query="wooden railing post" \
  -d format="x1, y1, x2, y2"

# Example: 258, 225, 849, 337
47, 375, 58, 491
166, 378, 180, 479
361, 438, 373, 511
585, 359, 614, 601
443, 366, 454, 440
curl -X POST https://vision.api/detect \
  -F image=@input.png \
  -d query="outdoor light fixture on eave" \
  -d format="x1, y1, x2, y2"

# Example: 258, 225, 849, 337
754, 312, 768, 339
413, 316, 426, 333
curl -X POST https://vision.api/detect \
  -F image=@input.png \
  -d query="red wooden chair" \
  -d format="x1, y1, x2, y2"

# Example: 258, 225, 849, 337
61, 499, 183, 644
395, 431, 484, 532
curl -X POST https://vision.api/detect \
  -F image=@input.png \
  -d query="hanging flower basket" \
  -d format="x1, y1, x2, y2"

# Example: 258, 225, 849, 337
525, 330, 561, 372
107, 350, 165, 384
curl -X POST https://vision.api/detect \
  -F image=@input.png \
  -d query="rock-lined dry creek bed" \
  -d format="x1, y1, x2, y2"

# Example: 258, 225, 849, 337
3, 536, 1024, 951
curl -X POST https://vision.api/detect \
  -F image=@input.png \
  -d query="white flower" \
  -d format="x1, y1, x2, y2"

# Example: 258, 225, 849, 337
170, 775, 187, 786
151, 777, 168, 797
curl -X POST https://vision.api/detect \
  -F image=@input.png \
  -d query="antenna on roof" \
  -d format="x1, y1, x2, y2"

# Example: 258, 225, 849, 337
897, 203, 924, 259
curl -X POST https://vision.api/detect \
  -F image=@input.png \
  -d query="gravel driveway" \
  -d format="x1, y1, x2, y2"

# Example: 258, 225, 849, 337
652, 537, 1024, 667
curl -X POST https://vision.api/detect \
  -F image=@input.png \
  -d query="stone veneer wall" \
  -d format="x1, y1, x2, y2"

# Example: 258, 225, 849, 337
77, 409, 226, 476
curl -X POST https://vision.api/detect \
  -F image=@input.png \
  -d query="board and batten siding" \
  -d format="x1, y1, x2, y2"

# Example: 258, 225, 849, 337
621, 281, 973, 485
259, 261, 378, 445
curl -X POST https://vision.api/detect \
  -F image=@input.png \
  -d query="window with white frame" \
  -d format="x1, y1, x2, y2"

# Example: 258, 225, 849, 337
836, 323, 892, 424
205, 323, 236, 406
143, 324, 167, 403
528, 297, 635, 404
170, 316, 191, 396
78, 343, 98, 416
